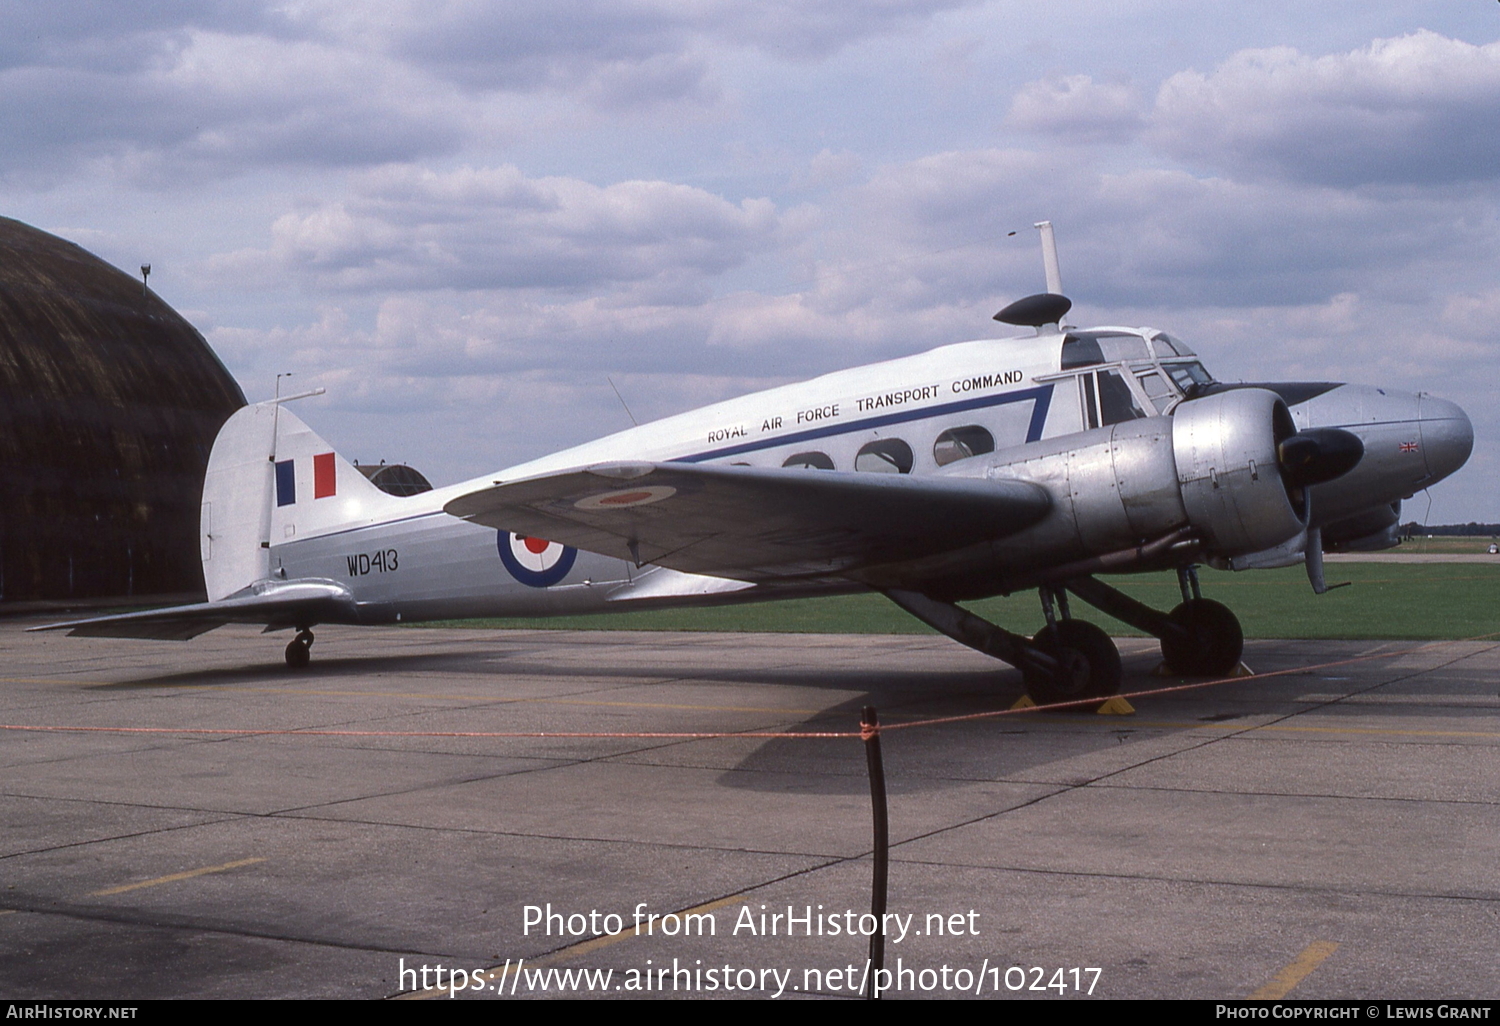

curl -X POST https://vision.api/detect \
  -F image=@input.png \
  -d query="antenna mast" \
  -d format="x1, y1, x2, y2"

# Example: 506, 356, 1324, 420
1035, 221, 1062, 295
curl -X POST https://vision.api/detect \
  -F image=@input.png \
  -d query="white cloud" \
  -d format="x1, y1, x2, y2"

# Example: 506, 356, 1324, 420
840, 143, 1500, 311
204, 164, 782, 293
1151, 30, 1500, 185
1007, 74, 1146, 144
0, 27, 472, 181
321, 0, 984, 78
0, 0, 988, 182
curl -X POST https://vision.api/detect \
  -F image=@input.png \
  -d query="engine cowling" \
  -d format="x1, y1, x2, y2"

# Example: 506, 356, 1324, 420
1172, 388, 1307, 558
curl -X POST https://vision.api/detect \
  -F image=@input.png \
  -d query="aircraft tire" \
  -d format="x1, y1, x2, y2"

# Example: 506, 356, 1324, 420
285, 637, 311, 669
1024, 620, 1122, 708
1160, 599, 1243, 676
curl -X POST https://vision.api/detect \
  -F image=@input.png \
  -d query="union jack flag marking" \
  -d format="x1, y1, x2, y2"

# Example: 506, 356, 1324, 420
1399, 441, 1419, 452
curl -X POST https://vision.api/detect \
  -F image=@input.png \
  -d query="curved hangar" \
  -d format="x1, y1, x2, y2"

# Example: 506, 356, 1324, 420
0, 216, 246, 608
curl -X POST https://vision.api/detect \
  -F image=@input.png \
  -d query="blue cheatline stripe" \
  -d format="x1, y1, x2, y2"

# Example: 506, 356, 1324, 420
275, 459, 296, 507
672, 383, 1055, 464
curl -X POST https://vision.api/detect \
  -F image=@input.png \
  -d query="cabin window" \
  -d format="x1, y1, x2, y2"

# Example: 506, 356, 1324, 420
933, 426, 995, 467
783, 451, 834, 470
854, 438, 913, 474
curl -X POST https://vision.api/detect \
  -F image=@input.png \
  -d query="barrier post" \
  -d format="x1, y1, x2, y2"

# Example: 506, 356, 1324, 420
861, 705, 888, 999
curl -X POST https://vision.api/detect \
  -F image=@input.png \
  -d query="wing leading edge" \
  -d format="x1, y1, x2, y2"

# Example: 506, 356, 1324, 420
444, 461, 1050, 581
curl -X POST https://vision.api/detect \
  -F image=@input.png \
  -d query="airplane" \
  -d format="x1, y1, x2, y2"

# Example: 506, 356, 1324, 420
36, 223, 1475, 706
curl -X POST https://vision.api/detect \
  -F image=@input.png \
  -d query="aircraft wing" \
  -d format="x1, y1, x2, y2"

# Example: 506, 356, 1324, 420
444, 461, 1050, 581
28, 581, 356, 640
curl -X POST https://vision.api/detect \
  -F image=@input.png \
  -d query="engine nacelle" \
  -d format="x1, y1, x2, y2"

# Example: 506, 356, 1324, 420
1172, 388, 1307, 558
966, 389, 1325, 586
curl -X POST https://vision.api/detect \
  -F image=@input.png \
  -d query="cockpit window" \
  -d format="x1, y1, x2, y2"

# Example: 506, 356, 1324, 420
1136, 371, 1174, 414
1153, 333, 1195, 357
1097, 369, 1147, 424
1060, 335, 1104, 370
855, 438, 914, 474
1096, 334, 1150, 362
783, 451, 834, 470
1138, 371, 1171, 398
933, 425, 995, 467
1063, 331, 1155, 369
1080, 370, 1149, 428
1166, 361, 1213, 397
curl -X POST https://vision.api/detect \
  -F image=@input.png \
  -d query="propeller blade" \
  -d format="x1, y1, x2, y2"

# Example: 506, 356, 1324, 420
1278, 428, 1364, 488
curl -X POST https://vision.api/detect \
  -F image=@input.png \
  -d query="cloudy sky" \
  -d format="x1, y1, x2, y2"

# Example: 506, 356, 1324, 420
4, 1, 1497, 521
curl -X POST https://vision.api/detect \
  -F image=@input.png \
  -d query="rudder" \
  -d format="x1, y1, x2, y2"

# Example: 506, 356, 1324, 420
200, 402, 397, 601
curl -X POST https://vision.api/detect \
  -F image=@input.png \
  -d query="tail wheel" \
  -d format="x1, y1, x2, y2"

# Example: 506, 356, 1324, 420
1023, 619, 1123, 707
285, 629, 314, 669
1160, 599, 1243, 676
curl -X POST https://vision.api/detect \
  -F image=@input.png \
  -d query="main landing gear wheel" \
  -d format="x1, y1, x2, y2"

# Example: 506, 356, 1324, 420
1159, 599, 1242, 676
1023, 619, 1123, 708
284, 629, 314, 669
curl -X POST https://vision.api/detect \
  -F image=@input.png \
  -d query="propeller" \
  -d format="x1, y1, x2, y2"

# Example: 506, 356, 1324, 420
1277, 427, 1364, 488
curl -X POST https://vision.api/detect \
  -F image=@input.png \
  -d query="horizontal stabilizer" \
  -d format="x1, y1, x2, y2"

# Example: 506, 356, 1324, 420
28, 581, 357, 640
444, 461, 1050, 581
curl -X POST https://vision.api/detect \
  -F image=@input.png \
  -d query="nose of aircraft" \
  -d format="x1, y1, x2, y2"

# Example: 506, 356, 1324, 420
1418, 395, 1474, 484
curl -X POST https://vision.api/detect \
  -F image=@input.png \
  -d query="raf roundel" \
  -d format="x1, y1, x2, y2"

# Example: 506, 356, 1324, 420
497, 532, 577, 588
574, 485, 676, 510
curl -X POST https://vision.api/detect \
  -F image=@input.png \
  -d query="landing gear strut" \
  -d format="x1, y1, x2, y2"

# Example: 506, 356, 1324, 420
285, 628, 314, 669
1063, 569, 1244, 677
884, 588, 1123, 708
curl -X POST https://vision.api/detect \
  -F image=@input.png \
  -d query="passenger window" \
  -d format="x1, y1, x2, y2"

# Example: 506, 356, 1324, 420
1097, 369, 1147, 425
854, 438, 913, 474
783, 451, 834, 470
933, 426, 995, 467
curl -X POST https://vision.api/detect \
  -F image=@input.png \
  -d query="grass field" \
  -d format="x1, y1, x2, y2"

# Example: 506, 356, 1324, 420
1394, 535, 1500, 554
431, 561, 1500, 641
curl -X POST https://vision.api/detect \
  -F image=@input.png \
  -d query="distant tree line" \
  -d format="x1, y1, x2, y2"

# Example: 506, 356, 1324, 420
1401, 522, 1500, 537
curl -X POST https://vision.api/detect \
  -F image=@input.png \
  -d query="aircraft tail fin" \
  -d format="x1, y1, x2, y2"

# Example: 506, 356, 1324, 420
200, 400, 398, 602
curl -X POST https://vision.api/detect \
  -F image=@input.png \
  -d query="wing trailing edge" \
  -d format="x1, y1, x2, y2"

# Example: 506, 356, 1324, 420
444, 461, 1050, 582
28, 580, 357, 640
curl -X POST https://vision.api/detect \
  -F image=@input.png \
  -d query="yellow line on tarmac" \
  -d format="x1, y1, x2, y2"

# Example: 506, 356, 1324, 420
392, 892, 749, 1000
89, 857, 266, 897
1248, 940, 1339, 999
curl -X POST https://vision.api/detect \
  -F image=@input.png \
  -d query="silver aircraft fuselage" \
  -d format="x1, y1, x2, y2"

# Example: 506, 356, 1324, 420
253, 325, 1472, 626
